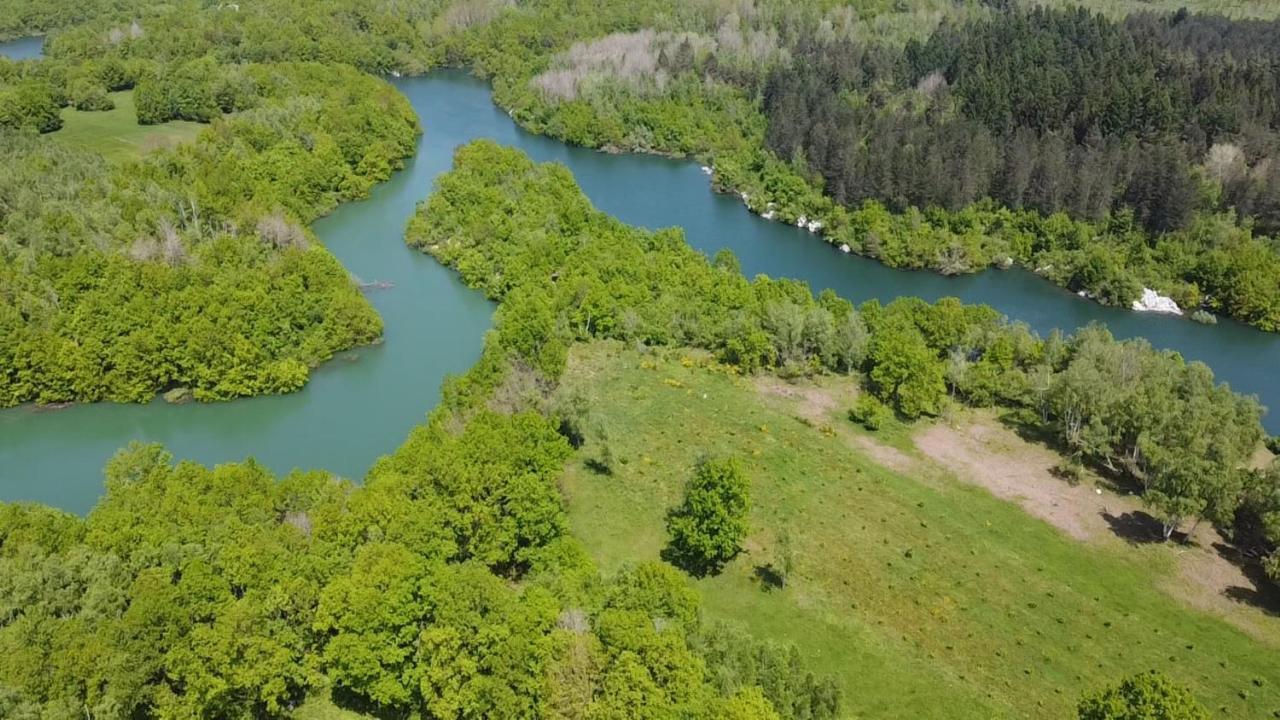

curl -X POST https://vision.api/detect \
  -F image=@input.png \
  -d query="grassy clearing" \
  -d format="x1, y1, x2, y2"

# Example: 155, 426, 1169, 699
52, 91, 203, 162
557, 340, 1280, 719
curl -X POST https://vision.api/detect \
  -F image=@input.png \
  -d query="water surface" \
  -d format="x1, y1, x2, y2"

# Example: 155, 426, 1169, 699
0, 36, 44, 60
2, 69, 1276, 513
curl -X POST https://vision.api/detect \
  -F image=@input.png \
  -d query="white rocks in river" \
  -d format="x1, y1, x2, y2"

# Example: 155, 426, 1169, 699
700, 165, 713, 176
839, 244, 851, 253
1132, 287, 1183, 315
1076, 289, 1091, 299
805, 220, 824, 233
761, 210, 776, 220
796, 215, 808, 228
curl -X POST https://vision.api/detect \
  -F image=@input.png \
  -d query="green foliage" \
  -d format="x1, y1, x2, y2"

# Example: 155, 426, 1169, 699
1078, 671, 1211, 720
867, 317, 947, 419
1, 62, 418, 406
0, 81, 61, 131
690, 623, 840, 720
67, 76, 112, 110
849, 394, 892, 431
664, 457, 751, 576
415, 141, 1272, 579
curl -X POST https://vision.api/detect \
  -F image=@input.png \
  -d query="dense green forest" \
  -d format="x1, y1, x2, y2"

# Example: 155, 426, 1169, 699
3, 0, 1280, 715
1, 62, 417, 405
6, 0, 1280, 408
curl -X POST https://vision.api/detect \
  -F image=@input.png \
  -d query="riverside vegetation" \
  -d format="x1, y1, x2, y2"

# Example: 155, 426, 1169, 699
6, 0, 1280, 410
1, 63, 417, 405
3, 0, 1280, 717
5, 134, 1273, 719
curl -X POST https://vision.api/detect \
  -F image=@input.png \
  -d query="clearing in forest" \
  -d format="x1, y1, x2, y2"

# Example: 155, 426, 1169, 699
52, 90, 202, 162
557, 340, 1280, 719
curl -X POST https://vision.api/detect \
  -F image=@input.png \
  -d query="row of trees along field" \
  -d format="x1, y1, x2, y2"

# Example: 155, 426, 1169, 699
411, 139, 1280, 603
0, 62, 418, 406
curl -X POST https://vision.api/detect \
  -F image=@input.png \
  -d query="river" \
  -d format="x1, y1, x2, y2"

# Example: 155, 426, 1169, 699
1, 56, 1277, 513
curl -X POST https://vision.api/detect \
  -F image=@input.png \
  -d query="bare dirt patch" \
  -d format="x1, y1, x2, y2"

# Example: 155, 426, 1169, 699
913, 418, 1130, 542
914, 414, 1280, 645
1167, 538, 1280, 646
752, 376, 846, 425
850, 435, 918, 475
752, 377, 918, 474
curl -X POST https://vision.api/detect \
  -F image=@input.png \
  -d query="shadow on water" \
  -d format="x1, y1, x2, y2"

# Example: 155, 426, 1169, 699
1, 67, 1277, 514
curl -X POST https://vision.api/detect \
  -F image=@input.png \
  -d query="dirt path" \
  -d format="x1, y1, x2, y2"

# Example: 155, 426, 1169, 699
913, 420, 1125, 541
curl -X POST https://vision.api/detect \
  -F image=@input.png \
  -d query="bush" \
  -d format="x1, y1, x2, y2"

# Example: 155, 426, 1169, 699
1190, 309, 1217, 325
1051, 460, 1084, 485
1077, 671, 1209, 720
849, 395, 891, 431
69, 79, 114, 111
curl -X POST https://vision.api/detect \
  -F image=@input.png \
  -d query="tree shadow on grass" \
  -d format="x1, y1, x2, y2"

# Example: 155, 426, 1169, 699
1100, 510, 1185, 545
660, 543, 725, 579
1212, 541, 1280, 618
584, 457, 613, 475
753, 564, 784, 591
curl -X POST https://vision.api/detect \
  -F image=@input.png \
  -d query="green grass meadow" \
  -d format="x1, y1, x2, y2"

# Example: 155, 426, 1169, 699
557, 341, 1280, 719
53, 91, 203, 162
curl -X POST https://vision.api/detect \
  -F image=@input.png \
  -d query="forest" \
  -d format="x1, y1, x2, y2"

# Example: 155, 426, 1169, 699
1, 62, 418, 405
3, 0, 1280, 717
6, 0, 1280, 408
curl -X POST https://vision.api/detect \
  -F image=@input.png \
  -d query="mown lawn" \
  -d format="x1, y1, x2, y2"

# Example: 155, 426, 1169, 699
53, 91, 203, 162
557, 340, 1280, 719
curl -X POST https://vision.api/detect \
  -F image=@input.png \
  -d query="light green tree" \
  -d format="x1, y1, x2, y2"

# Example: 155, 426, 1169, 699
665, 458, 751, 576
1077, 671, 1209, 720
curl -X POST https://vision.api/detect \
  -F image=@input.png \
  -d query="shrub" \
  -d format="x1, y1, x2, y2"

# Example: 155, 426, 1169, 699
849, 395, 891, 431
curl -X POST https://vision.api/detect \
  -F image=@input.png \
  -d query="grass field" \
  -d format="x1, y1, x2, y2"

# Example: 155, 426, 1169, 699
52, 91, 203, 162
556, 340, 1280, 719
